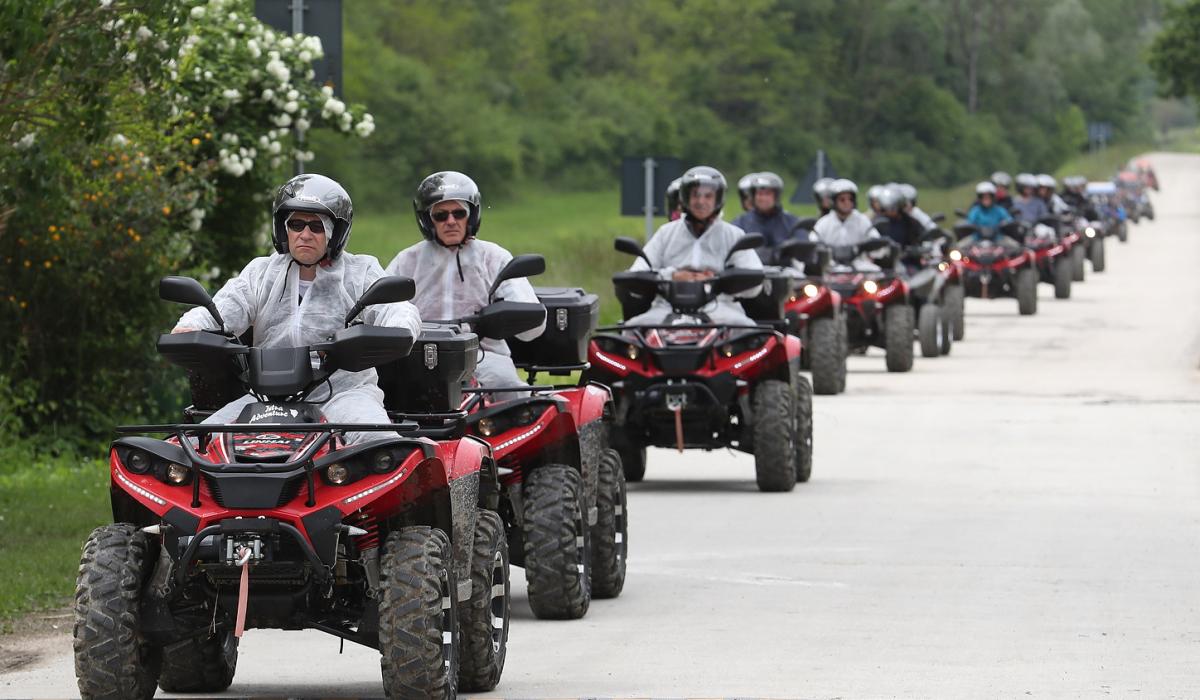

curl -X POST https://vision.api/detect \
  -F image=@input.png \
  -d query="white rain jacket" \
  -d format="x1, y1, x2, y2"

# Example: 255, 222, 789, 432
175, 252, 421, 442
385, 238, 546, 357
624, 217, 762, 326
812, 210, 883, 272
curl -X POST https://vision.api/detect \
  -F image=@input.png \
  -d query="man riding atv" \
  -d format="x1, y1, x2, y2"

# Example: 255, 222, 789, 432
813, 176, 836, 217
875, 185, 926, 250
897, 183, 937, 232
386, 171, 547, 400
173, 174, 422, 445
732, 171, 804, 256
1012, 172, 1050, 225
625, 165, 763, 326
812, 178, 883, 269
991, 171, 1014, 209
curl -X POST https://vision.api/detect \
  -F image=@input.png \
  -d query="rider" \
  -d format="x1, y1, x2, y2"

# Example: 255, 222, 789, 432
898, 183, 936, 231
875, 185, 926, 249
624, 165, 763, 326
1011, 172, 1049, 224
172, 174, 422, 445
731, 171, 802, 258
990, 171, 1014, 209
866, 184, 885, 216
665, 177, 683, 221
737, 172, 757, 212
386, 171, 546, 395
812, 178, 885, 270
813, 176, 836, 217
1036, 173, 1071, 215
960, 182, 1020, 250
1060, 176, 1099, 219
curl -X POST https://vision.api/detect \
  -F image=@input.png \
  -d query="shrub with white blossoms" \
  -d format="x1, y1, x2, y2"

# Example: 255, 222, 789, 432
173, 0, 374, 183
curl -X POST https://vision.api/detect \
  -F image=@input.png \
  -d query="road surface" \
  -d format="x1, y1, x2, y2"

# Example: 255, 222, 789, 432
3, 153, 1198, 699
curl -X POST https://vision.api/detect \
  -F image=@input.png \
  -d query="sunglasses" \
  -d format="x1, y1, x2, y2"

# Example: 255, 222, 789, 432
286, 218, 326, 234
431, 208, 469, 223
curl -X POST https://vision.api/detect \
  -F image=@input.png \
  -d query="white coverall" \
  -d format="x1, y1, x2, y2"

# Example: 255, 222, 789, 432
624, 217, 763, 326
175, 252, 422, 444
386, 239, 546, 397
812, 210, 883, 271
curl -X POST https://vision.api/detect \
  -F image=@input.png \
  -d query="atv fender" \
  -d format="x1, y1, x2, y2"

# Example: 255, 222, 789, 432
556, 384, 612, 520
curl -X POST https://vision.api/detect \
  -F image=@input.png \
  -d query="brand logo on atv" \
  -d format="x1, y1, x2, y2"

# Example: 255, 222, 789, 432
248, 405, 300, 423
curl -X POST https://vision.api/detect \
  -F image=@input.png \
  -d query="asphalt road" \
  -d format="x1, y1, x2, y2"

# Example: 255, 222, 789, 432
3, 153, 1198, 699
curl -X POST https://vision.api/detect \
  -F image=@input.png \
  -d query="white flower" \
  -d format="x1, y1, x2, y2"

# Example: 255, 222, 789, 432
279, 36, 294, 50
258, 135, 269, 147
237, 22, 245, 32
299, 50, 312, 63
301, 35, 323, 58
268, 141, 282, 154
203, 69, 213, 79
247, 39, 260, 58
156, 39, 168, 51
295, 117, 310, 133
207, 0, 224, 10
286, 88, 298, 101
135, 26, 152, 41
305, 68, 315, 80
355, 120, 375, 138
221, 88, 241, 102
321, 85, 333, 98
323, 98, 345, 116
241, 157, 253, 171
102, 19, 115, 31
265, 58, 290, 83
261, 88, 275, 101
221, 133, 239, 145
271, 156, 283, 168
13, 132, 36, 150
99, 0, 112, 7
283, 100, 298, 114
189, 5, 205, 19
227, 12, 237, 21
273, 113, 292, 127
124, 51, 137, 63
110, 133, 129, 146
189, 218, 203, 231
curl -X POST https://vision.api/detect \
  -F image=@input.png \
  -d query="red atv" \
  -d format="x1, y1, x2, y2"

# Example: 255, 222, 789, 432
767, 239, 847, 396
383, 257, 627, 621
952, 221, 1039, 315
1027, 216, 1074, 300
896, 229, 957, 358
75, 276, 501, 700
823, 239, 914, 372
586, 234, 814, 492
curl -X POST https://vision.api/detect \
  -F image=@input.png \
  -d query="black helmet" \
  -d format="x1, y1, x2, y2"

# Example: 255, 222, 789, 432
272, 173, 353, 261
679, 165, 727, 218
413, 171, 482, 242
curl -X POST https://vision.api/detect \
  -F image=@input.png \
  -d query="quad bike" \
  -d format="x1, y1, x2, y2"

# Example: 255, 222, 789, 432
586, 233, 814, 492
749, 237, 846, 396
822, 238, 914, 372
75, 275, 502, 700
1028, 216, 1074, 300
896, 229, 956, 358
951, 222, 1038, 315
1087, 181, 1127, 247
382, 256, 627, 621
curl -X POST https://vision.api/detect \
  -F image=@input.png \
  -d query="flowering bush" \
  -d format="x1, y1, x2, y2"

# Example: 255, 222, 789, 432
0, 0, 374, 437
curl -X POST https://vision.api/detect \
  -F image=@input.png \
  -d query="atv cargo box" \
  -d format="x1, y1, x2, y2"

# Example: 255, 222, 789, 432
379, 323, 479, 412
509, 287, 599, 366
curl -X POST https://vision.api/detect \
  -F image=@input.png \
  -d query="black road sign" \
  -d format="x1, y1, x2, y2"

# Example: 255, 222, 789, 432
621, 157, 683, 217
254, 0, 343, 96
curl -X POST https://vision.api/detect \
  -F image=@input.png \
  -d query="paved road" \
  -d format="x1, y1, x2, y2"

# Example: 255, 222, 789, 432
4, 154, 1199, 699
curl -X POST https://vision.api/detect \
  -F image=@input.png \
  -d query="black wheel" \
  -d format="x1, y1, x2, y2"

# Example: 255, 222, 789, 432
617, 443, 646, 483
1016, 268, 1038, 315
1145, 203, 1155, 220
793, 374, 814, 483
807, 316, 842, 395
590, 448, 628, 599
945, 284, 965, 341
73, 524, 161, 700
917, 303, 941, 359
158, 632, 238, 693
1071, 245, 1086, 282
884, 303, 915, 372
751, 379, 797, 492
1090, 236, 1106, 272
938, 302, 953, 355
1117, 221, 1128, 242
522, 465, 591, 619
1054, 256, 1072, 299
835, 312, 848, 392
379, 527, 458, 700
457, 510, 509, 692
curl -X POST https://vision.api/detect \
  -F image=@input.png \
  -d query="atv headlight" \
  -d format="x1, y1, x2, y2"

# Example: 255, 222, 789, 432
802, 283, 820, 298
512, 406, 537, 426
165, 463, 189, 485
938, 262, 949, 272
861, 279, 879, 295
625, 344, 640, 360
477, 417, 500, 437
369, 449, 394, 474
1085, 226, 1096, 238
949, 250, 963, 261
326, 463, 350, 485
126, 450, 152, 474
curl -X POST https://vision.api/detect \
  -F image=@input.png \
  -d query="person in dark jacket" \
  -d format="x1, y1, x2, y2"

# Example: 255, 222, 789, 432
731, 171, 802, 261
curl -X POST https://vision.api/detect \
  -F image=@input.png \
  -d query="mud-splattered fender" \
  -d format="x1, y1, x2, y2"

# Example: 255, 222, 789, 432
559, 384, 612, 518
442, 436, 488, 599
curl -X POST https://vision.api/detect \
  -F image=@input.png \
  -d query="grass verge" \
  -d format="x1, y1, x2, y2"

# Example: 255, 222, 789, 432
0, 444, 109, 631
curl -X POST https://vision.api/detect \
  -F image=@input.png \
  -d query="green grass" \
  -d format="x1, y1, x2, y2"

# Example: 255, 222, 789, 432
0, 445, 110, 628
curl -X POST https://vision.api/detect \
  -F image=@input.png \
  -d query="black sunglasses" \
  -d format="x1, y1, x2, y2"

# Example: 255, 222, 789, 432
286, 218, 326, 234
431, 208, 469, 223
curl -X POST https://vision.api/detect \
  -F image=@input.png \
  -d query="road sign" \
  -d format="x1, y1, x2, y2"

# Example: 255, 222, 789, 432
621, 157, 683, 239
791, 150, 838, 204
254, 0, 343, 96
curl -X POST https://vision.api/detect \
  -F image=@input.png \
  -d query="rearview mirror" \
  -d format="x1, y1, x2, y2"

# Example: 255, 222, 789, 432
487, 254, 546, 300
724, 233, 765, 264
160, 276, 224, 331
930, 212, 946, 223
345, 276, 417, 326
954, 208, 968, 218
614, 236, 654, 269
777, 238, 817, 264
715, 268, 765, 296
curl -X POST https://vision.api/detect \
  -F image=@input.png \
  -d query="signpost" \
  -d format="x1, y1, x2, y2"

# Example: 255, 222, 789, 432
620, 156, 683, 240
1088, 121, 1113, 153
790, 150, 838, 204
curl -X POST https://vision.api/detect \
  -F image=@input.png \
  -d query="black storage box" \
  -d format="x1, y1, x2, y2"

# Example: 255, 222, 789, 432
509, 287, 600, 366
740, 267, 792, 321
378, 324, 479, 413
